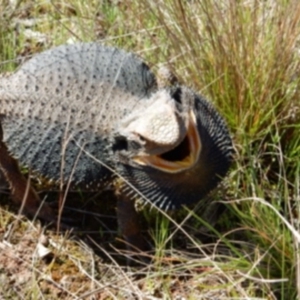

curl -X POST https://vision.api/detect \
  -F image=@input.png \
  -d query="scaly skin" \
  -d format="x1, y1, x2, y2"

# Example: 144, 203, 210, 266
0, 43, 233, 254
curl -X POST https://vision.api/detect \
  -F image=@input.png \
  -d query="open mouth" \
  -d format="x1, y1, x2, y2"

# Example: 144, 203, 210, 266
133, 111, 201, 173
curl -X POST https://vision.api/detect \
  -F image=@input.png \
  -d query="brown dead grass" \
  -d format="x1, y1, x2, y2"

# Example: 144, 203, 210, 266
1, 210, 276, 299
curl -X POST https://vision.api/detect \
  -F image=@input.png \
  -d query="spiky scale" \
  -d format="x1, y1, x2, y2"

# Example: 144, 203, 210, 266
0, 43, 157, 186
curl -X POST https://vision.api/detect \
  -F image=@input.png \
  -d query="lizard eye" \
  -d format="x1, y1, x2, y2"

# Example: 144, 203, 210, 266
172, 87, 182, 104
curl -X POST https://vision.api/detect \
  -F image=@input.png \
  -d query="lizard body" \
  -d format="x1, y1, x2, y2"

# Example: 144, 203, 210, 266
0, 43, 233, 251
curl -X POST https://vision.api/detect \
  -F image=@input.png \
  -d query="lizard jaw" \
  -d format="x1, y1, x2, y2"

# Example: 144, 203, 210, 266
132, 111, 201, 173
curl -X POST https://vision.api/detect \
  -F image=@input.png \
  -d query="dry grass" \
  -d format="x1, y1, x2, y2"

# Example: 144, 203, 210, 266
0, 0, 300, 299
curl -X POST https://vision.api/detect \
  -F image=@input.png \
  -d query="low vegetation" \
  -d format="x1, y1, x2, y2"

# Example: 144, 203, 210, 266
0, 0, 299, 299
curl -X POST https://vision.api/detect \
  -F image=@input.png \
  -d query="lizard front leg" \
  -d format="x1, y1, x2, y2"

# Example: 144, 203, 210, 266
116, 191, 150, 263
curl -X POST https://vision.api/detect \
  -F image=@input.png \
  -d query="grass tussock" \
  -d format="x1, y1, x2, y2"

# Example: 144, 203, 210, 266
0, 0, 300, 299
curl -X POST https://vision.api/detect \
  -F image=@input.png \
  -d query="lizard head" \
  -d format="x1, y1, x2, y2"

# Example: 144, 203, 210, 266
113, 86, 233, 210
117, 88, 201, 173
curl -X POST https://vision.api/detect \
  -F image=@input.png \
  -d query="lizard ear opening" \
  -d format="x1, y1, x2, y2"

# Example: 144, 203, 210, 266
112, 136, 129, 152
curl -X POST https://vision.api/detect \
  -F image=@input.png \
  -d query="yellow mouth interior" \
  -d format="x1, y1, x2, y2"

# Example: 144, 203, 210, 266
133, 111, 201, 173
